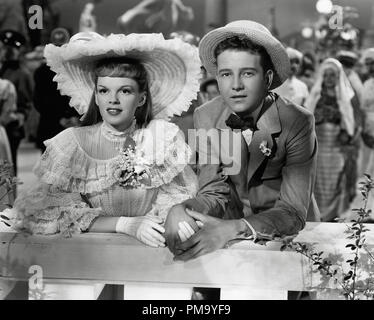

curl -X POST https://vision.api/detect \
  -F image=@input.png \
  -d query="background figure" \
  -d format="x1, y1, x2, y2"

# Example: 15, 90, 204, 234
199, 77, 219, 104
305, 58, 357, 222
273, 47, 309, 106
336, 50, 364, 194
0, 78, 16, 204
33, 28, 79, 152
0, 78, 16, 164
0, 0, 28, 42
337, 51, 364, 106
0, 30, 34, 175
79, 2, 97, 33
360, 49, 374, 215
299, 51, 316, 91
118, 0, 194, 36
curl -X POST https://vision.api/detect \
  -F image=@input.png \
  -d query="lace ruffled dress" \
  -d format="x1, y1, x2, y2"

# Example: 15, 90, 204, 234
12, 119, 198, 236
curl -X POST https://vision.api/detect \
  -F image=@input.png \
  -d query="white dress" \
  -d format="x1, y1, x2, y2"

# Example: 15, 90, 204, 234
12, 119, 198, 236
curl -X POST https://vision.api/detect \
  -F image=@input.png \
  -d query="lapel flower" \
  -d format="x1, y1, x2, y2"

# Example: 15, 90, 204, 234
259, 140, 272, 157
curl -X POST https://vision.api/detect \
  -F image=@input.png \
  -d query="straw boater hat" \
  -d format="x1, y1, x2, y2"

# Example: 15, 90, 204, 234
199, 20, 290, 89
44, 32, 201, 119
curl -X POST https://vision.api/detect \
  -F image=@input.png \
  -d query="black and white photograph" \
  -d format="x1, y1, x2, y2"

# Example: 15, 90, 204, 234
0, 0, 374, 307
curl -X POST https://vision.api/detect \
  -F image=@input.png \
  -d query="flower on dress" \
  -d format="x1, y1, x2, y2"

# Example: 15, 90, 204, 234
259, 140, 272, 157
110, 145, 152, 188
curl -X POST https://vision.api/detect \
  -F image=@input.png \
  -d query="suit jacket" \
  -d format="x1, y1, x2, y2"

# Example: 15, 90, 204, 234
183, 94, 320, 239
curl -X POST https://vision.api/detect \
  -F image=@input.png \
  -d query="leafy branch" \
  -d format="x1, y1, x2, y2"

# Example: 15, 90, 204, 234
282, 174, 374, 300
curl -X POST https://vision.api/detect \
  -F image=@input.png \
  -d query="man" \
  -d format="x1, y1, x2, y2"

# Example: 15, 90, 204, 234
273, 47, 309, 106
0, 30, 33, 174
164, 20, 320, 260
33, 28, 79, 152
200, 77, 220, 103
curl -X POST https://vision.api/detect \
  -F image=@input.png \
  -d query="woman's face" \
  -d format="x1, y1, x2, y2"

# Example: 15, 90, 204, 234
95, 76, 145, 131
323, 67, 338, 89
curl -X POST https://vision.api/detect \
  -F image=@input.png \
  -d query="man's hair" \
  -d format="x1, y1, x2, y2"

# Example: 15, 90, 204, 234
214, 36, 274, 73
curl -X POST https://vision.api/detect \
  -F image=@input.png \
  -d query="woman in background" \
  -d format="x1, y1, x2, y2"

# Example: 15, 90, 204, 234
305, 58, 358, 222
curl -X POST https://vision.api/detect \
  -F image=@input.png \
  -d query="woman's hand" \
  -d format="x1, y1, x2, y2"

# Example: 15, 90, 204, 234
177, 220, 204, 242
116, 215, 166, 248
164, 204, 199, 255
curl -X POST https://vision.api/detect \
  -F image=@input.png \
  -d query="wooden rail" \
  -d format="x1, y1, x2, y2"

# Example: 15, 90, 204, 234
1, 222, 373, 299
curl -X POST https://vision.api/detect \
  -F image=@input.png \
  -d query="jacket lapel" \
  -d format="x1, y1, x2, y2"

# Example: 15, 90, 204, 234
246, 98, 281, 184
214, 97, 282, 185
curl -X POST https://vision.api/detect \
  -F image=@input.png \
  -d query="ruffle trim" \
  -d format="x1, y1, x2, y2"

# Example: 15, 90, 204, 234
44, 33, 201, 119
33, 120, 193, 193
12, 184, 101, 236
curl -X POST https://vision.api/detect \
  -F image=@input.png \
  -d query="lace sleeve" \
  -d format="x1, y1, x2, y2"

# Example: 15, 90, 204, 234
11, 182, 102, 237
152, 165, 198, 221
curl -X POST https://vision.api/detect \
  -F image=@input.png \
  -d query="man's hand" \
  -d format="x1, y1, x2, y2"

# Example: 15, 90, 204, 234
174, 209, 245, 261
164, 204, 199, 255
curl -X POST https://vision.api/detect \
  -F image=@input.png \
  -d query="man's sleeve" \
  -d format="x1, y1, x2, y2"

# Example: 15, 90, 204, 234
182, 109, 232, 218
244, 112, 317, 239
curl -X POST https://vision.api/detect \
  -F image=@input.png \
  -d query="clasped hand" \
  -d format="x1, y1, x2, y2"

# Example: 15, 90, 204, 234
116, 211, 166, 248
164, 205, 237, 261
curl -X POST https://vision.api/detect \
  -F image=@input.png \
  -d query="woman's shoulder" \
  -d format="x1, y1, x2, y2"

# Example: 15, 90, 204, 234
47, 124, 100, 148
34, 123, 111, 193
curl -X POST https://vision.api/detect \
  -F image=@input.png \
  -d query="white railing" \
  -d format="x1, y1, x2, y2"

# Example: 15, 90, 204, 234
1, 222, 373, 300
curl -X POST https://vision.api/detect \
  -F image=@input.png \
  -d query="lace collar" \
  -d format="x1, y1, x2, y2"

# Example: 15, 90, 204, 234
101, 120, 137, 142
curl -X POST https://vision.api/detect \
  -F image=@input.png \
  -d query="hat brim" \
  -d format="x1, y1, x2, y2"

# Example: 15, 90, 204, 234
199, 26, 290, 89
44, 33, 201, 119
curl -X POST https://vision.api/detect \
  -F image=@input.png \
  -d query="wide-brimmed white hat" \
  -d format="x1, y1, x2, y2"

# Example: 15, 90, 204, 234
199, 20, 290, 89
44, 32, 201, 119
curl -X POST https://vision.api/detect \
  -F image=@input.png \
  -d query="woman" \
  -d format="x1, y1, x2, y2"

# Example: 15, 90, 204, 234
8, 32, 201, 247
305, 58, 357, 222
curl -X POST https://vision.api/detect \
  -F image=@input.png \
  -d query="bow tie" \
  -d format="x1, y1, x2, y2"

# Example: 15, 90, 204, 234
225, 113, 256, 131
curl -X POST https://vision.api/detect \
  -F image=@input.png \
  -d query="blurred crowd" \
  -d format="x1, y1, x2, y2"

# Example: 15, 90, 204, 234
0, 0, 374, 223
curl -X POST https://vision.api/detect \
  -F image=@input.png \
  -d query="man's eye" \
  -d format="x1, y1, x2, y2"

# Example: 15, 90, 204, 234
242, 72, 253, 77
220, 73, 230, 77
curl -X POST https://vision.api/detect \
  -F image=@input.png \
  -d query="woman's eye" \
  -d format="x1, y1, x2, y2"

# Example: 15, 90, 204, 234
121, 89, 131, 94
98, 88, 108, 94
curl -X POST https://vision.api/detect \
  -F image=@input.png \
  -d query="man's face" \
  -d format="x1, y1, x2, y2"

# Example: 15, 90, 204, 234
216, 49, 269, 114
3, 45, 20, 61
205, 83, 220, 101
290, 57, 301, 76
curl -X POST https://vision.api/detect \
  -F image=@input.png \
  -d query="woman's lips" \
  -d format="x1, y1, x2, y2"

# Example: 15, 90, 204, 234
106, 108, 122, 116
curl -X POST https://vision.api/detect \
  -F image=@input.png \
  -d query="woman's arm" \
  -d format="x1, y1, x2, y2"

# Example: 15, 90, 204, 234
87, 216, 119, 233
